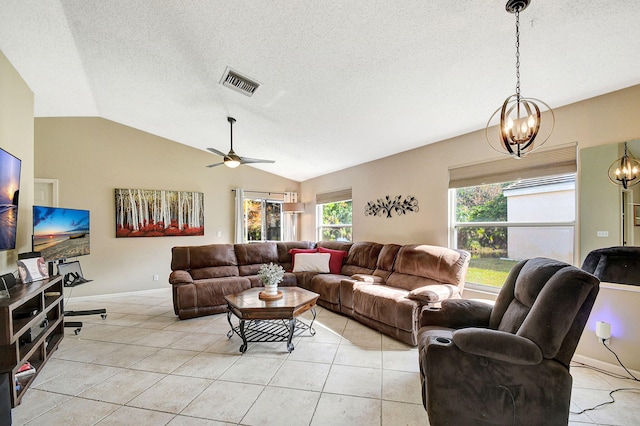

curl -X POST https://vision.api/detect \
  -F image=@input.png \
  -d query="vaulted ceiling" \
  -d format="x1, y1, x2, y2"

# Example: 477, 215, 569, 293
2, 1, 639, 181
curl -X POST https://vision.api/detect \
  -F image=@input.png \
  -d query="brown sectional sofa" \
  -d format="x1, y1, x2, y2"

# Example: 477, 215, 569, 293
170, 240, 469, 345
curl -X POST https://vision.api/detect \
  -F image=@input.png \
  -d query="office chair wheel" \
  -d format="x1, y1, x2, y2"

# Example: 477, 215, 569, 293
101, 314, 107, 320
74, 328, 81, 335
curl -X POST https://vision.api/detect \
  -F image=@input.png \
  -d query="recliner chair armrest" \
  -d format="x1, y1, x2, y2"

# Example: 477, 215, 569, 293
452, 328, 543, 365
169, 270, 193, 285
420, 299, 492, 328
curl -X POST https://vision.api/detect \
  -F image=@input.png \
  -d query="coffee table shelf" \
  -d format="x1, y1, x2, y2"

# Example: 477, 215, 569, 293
224, 287, 319, 353
226, 316, 316, 353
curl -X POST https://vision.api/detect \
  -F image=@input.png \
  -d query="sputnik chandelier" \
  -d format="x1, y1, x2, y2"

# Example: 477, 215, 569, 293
486, 0, 554, 159
608, 142, 640, 189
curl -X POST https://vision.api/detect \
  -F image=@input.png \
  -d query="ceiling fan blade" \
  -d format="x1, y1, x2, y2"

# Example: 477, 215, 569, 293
240, 156, 275, 164
207, 147, 227, 157
206, 162, 225, 168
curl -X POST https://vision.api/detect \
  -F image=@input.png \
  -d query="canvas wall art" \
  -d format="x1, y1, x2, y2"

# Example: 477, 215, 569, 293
115, 188, 204, 237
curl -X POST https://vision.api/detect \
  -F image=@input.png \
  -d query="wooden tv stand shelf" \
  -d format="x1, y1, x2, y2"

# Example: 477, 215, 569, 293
0, 275, 64, 407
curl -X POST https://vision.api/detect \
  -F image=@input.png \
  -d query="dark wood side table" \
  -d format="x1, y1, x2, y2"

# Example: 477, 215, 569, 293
224, 287, 319, 353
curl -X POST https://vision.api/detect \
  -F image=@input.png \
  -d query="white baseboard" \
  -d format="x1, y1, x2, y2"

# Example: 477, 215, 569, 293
572, 354, 640, 378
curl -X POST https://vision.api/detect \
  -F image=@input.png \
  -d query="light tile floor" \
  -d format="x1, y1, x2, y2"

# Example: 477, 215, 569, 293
10, 289, 640, 425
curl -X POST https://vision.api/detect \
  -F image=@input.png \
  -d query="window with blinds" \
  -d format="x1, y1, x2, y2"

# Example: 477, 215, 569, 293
316, 188, 353, 242
449, 144, 577, 290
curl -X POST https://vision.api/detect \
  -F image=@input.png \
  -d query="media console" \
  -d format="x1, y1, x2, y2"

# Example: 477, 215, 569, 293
0, 275, 64, 407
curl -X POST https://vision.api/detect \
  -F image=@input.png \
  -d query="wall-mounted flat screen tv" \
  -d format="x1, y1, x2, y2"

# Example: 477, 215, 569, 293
0, 147, 21, 251
33, 206, 90, 262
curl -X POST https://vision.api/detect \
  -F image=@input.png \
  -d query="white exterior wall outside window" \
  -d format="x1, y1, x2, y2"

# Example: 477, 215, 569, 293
504, 178, 575, 263
450, 174, 576, 290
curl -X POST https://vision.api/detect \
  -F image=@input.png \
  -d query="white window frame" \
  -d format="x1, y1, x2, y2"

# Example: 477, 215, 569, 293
449, 176, 577, 292
316, 200, 353, 242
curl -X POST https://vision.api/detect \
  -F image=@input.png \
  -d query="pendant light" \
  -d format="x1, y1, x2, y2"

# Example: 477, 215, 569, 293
486, 0, 554, 159
608, 142, 640, 189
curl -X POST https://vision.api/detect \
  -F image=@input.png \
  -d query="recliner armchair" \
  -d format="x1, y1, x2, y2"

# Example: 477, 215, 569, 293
417, 257, 600, 425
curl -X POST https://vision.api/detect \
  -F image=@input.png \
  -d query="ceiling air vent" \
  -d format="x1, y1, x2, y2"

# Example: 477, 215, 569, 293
220, 67, 260, 97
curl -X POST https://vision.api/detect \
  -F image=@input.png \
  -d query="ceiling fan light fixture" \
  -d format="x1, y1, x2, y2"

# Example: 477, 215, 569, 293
224, 151, 241, 168
486, 0, 555, 159
206, 116, 275, 169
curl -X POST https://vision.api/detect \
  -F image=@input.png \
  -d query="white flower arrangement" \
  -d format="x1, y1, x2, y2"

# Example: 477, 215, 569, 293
258, 262, 285, 286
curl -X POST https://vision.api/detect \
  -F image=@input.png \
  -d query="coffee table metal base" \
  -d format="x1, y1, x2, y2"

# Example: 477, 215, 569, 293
226, 309, 316, 353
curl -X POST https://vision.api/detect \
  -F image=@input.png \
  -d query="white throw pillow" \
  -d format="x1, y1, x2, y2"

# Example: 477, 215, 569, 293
292, 253, 331, 273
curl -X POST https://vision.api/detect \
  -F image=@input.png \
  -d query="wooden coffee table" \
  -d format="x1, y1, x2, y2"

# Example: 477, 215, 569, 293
224, 287, 319, 353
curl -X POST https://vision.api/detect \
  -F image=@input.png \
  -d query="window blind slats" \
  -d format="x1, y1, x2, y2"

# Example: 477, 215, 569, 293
243, 190, 285, 201
316, 188, 352, 204
449, 144, 577, 188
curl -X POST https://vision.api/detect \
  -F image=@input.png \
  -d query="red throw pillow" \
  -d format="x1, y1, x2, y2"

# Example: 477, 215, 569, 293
288, 248, 317, 271
317, 246, 348, 274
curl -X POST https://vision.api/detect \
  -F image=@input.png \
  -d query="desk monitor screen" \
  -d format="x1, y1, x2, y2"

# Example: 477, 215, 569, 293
33, 206, 90, 262
57, 260, 91, 287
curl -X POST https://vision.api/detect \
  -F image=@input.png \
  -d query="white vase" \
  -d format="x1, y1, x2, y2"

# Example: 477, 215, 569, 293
264, 282, 278, 295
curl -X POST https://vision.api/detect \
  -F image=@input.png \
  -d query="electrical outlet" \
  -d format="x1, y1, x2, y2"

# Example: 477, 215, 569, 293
597, 231, 609, 237
153, 274, 159, 281
217, 230, 222, 237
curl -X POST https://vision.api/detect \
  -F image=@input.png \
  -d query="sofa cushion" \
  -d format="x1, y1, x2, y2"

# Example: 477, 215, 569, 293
191, 266, 240, 280
308, 273, 344, 306
351, 274, 383, 283
278, 241, 316, 271
234, 242, 279, 276
372, 244, 401, 281
171, 244, 237, 270
293, 253, 331, 273
386, 244, 469, 291
193, 277, 251, 308
341, 242, 384, 276
354, 285, 420, 332
316, 241, 353, 253
317, 246, 348, 274
288, 248, 317, 271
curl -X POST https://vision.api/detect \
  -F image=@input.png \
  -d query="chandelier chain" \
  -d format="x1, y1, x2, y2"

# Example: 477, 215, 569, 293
515, 9, 521, 97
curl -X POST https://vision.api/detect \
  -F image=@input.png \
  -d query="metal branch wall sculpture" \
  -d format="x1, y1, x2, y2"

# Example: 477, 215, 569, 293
365, 195, 419, 218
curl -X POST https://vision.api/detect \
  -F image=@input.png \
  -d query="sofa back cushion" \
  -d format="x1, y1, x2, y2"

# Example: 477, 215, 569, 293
386, 244, 469, 291
234, 242, 279, 276
316, 241, 353, 253
341, 242, 384, 276
373, 244, 402, 281
171, 244, 239, 279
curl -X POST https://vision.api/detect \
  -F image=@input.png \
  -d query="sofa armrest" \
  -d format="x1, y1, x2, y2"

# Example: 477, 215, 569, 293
452, 328, 543, 365
419, 299, 492, 328
169, 270, 193, 286
407, 284, 460, 305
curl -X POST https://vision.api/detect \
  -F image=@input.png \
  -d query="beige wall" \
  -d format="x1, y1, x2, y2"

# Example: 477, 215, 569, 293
0, 51, 34, 276
300, 84, 640, 371
4, 45, 640, 370
34, 117, 299, 297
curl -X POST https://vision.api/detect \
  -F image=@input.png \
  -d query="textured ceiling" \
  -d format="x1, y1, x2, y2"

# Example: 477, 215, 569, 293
1, 1, 639, 181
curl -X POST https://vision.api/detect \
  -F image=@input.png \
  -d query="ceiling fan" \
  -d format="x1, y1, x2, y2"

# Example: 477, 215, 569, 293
206, 116, 275, 168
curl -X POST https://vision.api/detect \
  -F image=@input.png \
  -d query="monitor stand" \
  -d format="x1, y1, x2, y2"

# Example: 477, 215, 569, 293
57, 261, 107, 334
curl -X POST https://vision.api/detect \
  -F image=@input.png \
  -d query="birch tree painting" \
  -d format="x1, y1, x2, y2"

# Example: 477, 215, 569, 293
115, 188, 204, 237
